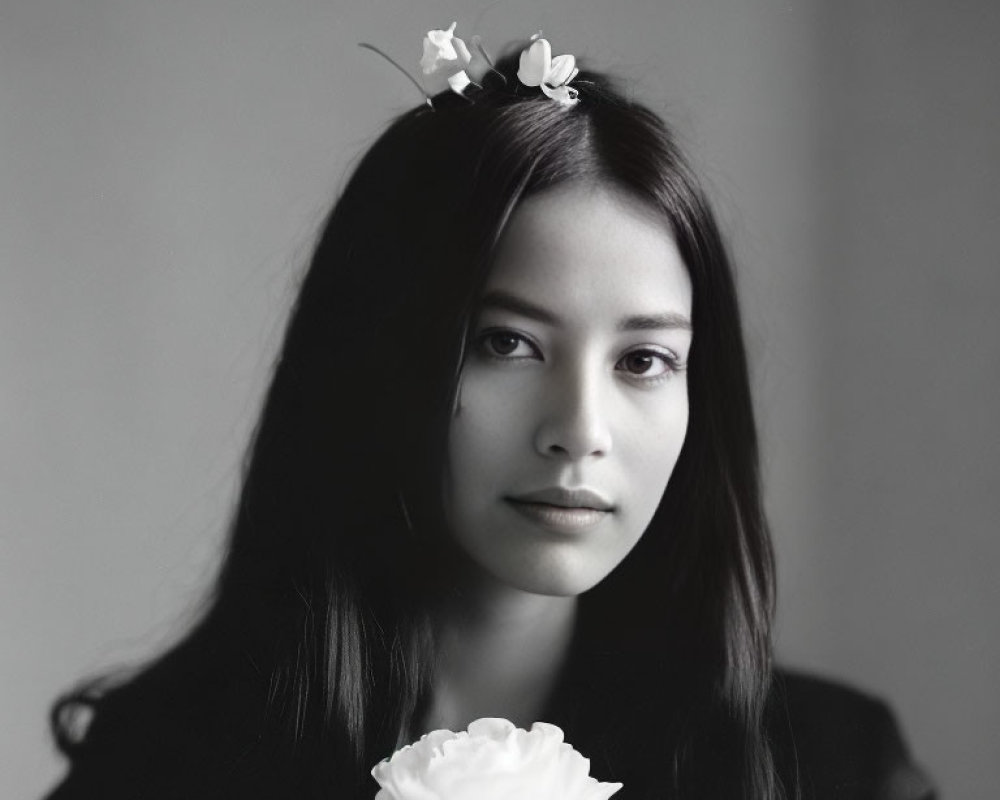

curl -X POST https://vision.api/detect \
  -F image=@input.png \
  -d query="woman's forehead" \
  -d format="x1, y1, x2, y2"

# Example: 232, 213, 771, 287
482, 184, 692, 326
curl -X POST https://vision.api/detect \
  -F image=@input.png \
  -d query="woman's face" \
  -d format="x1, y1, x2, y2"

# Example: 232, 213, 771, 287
445, 183, 692, 597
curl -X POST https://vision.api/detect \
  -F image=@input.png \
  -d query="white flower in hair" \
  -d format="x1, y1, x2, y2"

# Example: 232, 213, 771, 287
420, 21, 476, 94
517, 32, 580, 107
371, 717, 622, 800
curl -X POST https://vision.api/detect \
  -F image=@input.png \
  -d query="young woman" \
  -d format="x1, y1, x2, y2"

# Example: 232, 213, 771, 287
44, 34, 933, 800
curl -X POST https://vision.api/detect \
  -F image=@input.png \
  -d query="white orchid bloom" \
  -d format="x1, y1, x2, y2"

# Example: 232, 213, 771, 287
517, 33, 580, 107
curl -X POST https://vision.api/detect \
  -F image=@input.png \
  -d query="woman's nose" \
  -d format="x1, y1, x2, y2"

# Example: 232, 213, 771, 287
533, 364, 613, 461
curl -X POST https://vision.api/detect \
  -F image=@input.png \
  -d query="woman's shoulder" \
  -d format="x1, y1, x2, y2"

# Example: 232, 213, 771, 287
41, 651, 278, 800
768, 667, 935, 800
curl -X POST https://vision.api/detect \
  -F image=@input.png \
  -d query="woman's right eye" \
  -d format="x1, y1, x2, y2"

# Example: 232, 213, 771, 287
476, 330, 540, 360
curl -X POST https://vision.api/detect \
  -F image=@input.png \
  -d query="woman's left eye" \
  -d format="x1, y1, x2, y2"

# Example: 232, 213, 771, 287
615, 349, 678, 379
477, 330, 539, 360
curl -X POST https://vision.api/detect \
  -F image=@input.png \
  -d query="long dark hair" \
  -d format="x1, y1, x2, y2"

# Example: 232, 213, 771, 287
49, 52, 777, 800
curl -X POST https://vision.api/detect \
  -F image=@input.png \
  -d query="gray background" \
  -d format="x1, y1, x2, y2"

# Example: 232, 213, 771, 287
2, 1, 997, 798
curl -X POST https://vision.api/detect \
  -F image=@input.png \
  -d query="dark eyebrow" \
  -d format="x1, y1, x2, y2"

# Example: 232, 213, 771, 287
617, 312, 692, 332
478, 289, 692, 332
478, 290, 560, 325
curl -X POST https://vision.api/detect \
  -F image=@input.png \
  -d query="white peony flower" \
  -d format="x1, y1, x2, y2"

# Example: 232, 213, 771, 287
371, 718, 622, 800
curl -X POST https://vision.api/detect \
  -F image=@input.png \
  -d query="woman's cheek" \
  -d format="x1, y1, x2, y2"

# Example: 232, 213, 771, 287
450, 367, 528, 489
620, 382, 689, 513
461, 366, 536, 443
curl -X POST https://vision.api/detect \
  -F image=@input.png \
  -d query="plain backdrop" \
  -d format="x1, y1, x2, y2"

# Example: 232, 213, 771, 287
2, 1, 997, 798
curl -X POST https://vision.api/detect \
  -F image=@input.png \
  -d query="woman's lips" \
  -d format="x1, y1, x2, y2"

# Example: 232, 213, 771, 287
507, 486, 614, 511
505, 498, 612, 532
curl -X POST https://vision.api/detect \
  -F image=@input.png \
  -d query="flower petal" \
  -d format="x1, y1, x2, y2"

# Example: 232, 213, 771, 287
447, 69, 471, 95
467, 718, 517, 739
547, 53, 577, 87
517, 37, 552, 87
420, 21, 459, 74
452, 36, 472, 67
540, 82, 579, 107
419, 37, 439, 74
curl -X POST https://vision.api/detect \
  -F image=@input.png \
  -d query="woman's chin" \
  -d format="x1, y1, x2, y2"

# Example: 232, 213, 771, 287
477, 554, 616, 599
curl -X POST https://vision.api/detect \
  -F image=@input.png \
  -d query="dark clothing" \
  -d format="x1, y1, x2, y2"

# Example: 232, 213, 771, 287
538, 659, 935, 800
44, 668, 934, 800
767, 670, 935, 800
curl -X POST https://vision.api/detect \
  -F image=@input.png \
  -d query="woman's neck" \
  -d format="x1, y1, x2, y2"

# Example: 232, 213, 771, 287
422, 577, 578, 733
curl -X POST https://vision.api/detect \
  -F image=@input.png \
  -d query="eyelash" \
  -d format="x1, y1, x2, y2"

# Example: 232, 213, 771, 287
474, 328, 685, 384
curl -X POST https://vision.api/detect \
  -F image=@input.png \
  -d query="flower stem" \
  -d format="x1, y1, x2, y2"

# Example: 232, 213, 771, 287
358, 42, 434, 109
